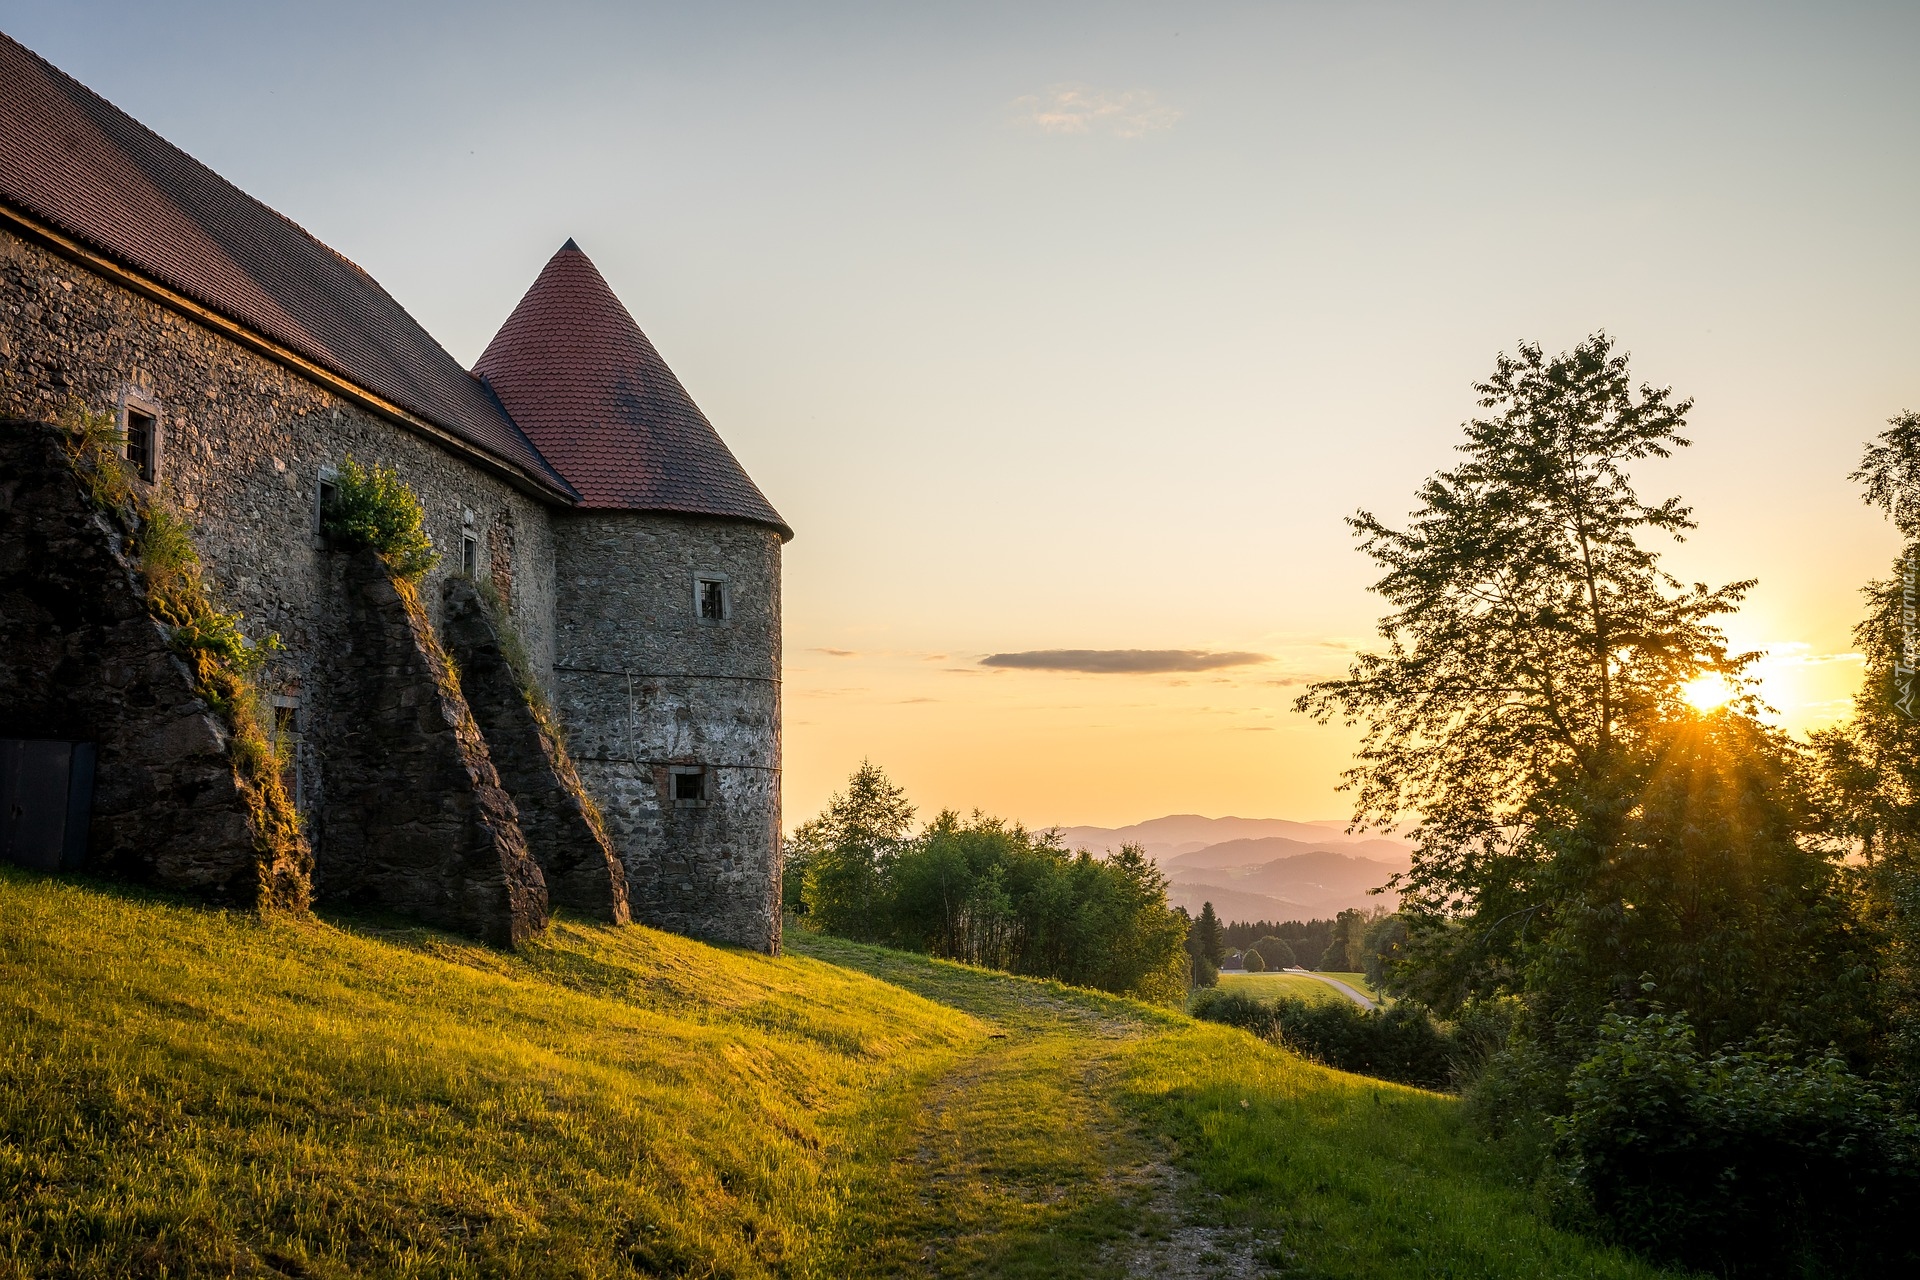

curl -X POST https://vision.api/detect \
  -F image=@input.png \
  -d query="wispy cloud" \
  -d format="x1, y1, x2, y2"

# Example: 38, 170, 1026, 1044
813, 647, 860, 657
980, 649, 1271, 674
1011, 84, 1180, 139
1752, 642, 1863, 668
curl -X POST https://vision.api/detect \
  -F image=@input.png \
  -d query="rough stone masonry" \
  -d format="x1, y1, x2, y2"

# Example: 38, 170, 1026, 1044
0, 32, 793, 950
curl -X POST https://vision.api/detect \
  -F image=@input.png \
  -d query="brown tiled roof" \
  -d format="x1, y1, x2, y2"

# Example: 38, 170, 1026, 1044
474, 241, 790, 538
0, 32, 576, 501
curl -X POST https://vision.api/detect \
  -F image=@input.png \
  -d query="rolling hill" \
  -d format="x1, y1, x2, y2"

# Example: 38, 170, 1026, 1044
0, 867, 1677, 1279
1053, 814, 1390, 863
1160, 835, 1413, 873
1055, 816, 1413, 923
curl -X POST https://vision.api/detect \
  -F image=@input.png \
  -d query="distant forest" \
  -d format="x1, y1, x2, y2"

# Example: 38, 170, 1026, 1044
1219, 917, 1335, 961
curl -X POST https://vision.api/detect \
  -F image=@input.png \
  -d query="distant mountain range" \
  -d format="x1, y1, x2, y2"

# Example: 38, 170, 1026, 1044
1053, 814, 1412, 925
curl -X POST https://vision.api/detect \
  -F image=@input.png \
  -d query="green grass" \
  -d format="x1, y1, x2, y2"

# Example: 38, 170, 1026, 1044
1216, 971, 1353, 1006
0, 869, 1686, 1279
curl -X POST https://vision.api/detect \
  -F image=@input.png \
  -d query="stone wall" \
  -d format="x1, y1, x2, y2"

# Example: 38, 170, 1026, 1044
316, 551, 548, 946
0, 226, 570, 919
0, 419, 309, 907
0, 224, 563, 790
442, 575, 629, 925
0, 223, 787, 950
553, 511, 783, 952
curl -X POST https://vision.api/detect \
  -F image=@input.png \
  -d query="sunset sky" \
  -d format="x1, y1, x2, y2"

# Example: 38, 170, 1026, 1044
8, 1, 1917, 829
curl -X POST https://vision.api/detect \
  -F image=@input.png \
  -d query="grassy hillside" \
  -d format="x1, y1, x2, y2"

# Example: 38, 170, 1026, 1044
0, 869, 1685, 1279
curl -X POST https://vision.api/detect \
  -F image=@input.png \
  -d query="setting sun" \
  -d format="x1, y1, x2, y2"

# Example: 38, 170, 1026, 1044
1683, 673, 1739, 712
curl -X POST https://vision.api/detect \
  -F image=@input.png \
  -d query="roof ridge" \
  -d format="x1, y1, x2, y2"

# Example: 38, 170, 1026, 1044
0, 30, 577, 502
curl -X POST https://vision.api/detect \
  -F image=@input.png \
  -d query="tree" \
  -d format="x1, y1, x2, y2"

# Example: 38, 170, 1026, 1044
1297, 336, 1866, 1062
1249, 935, 1295, 969
1813, 409, 1920, 1084
1190, 901, 1225, 969
1361, 913, 1409, 991
1298, 335, 1749, 920
798, 781, 1190, 1002
796, 760, 915, 940
1243, 947, 1266, 973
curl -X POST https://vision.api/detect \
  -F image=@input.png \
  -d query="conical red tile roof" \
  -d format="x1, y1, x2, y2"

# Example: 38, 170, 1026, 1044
473, 243, 790, 538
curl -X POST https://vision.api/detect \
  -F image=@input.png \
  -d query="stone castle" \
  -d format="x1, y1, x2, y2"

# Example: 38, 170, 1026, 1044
0, 33, 790, 950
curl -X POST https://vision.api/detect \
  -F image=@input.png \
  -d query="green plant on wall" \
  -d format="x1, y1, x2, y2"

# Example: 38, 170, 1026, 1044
58, 404, 309, 908
321, 456, 438, 578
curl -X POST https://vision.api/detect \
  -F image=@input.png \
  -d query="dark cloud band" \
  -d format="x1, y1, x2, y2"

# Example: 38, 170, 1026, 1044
979, 649, 1270, 674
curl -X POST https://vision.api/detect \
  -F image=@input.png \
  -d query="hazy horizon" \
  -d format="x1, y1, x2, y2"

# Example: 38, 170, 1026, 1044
7, 1, 1915, 828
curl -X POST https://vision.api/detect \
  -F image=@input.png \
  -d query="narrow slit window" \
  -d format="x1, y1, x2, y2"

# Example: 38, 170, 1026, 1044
317, 477, 339, 532
462, 533, 479, 577
125, 409, 157, 482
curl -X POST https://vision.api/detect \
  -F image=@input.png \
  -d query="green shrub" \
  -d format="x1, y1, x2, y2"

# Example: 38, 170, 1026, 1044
1242, 948, 1266, 973
58, 404, 137, 512
1247, 935, 1295, 969
1556, 1008, 1920, 1276
322, 456, 436, 577
1190, 988, 1460, 1089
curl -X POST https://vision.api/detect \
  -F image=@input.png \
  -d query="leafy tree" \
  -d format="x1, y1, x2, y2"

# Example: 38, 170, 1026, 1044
1248, 935, 1295, 969
1297, 335, 1866, 1062
1298, 334, 1747, 913
1361, 913, 1409, 991
796, 760, 915, 940
794, 769, 1189, 1001
1059, 843, 1190, 1002
1813, 408, 1920, 1085
1243, 947, 1266, 973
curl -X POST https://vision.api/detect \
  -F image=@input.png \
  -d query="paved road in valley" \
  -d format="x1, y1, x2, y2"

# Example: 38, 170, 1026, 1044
1282, 969, 1377, 1010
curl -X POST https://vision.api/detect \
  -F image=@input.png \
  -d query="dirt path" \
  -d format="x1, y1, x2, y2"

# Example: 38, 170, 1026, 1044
806, 950, 1284, 1279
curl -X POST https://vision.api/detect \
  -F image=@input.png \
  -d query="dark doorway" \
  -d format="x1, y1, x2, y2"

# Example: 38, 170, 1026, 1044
0, 739, 95, 871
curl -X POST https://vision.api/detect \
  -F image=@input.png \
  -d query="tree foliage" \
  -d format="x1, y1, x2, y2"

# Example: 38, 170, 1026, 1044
1280, 339, 1903, 1274
1298, 334, 1750, 916
1190, 901, 1225, 968
1246, 935, 1295, 970
1558, 1008, 1920, 1275
1294, 336, 1867, 1063
792, 764, 1190, 1003
1812, 408, 1920, 1084
792, 760, 915, 940
1189, 988, 1461, 1090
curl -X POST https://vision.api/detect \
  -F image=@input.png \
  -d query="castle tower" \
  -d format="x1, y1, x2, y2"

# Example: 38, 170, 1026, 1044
475, 241, 791, 952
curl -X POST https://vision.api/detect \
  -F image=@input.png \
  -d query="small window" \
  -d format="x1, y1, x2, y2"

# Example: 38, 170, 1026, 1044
694, 574, 730, 624
124, 408, 157, 482
669, 766, 708, 807
462, 533, 479, 577
316, 472, 339, 534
